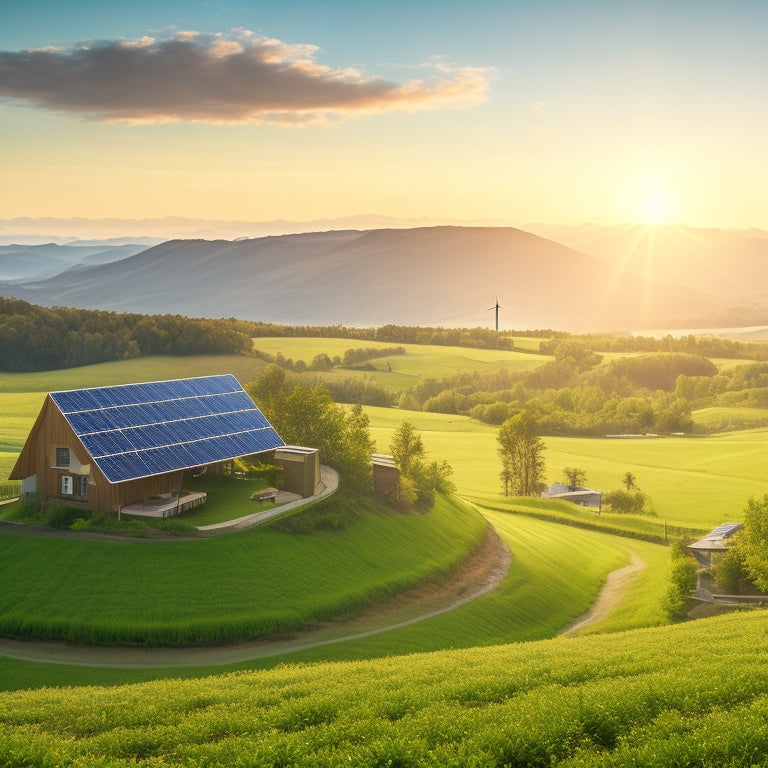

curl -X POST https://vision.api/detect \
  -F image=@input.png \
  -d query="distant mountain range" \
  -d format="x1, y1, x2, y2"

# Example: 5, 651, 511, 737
4, 224, 766, 332
0, 242, 154, 281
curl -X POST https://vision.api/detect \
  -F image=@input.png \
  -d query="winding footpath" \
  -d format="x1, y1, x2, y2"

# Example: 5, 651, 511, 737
559, 553, 646, 636
0, 525, 512, 669
0, 481, 645, 668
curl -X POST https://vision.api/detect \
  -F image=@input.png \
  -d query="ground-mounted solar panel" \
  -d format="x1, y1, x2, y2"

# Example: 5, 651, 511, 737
51, 375, 285, 483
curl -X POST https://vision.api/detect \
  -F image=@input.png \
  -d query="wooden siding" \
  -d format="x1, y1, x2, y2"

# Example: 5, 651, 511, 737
10, 395, 181, 515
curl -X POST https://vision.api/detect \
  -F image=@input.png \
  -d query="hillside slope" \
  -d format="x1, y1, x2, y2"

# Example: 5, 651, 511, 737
6, 226, 721, 331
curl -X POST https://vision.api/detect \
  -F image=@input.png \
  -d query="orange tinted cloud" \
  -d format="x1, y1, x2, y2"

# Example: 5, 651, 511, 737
0, 30, 491, 125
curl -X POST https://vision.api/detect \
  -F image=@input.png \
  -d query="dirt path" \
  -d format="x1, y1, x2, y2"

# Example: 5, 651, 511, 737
559, 553, 645, 636
0, 525, 511, 669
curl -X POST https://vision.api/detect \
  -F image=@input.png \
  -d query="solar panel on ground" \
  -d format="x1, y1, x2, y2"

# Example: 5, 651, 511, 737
50, 375, 284, 483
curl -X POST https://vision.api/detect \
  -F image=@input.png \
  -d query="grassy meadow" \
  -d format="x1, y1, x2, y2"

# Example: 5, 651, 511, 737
3, 340, 768, 763
363, 406, 767, 529
252, 336, 550, 393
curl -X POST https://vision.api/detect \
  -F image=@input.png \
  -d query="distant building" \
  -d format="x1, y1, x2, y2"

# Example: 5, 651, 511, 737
687, 523, 744, 569
542, 482, 603, 509
9, 374, 285, 517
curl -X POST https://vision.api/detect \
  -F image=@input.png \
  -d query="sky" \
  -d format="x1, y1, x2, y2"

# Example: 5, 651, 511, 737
1, 0, 767, 230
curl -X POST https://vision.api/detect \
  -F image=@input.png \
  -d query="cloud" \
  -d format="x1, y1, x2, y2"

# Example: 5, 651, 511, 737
0, 30, 492, 125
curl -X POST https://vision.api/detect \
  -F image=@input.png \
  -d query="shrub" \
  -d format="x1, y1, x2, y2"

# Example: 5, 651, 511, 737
603, 488, 652, 515
664, 543, 698, 619
715, 548, 748, 594
44, 503, 88, 529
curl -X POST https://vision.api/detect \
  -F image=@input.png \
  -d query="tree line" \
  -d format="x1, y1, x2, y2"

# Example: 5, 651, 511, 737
0, 297, 251, 372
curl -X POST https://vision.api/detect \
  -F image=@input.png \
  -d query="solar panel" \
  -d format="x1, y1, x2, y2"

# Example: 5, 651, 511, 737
51, 375, 285, 483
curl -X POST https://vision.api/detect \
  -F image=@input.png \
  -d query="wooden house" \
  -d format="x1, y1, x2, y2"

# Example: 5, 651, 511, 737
9, 374, 285, 516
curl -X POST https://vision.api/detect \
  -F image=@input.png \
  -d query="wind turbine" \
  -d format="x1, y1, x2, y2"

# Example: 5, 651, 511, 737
487, 297, 502, 331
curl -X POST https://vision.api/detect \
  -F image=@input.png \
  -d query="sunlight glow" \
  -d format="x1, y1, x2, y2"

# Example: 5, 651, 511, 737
638, 184, 672, 225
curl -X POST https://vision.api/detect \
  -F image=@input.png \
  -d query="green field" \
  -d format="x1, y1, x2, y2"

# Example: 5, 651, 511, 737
363, 406, 767, 529
252, 336, 551, 390
693, 405, 768, 431
3, 610, 768, 766
0, 493, 486, 647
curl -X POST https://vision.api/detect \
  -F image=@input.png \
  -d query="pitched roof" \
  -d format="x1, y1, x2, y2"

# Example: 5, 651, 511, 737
50, 374, 284, 483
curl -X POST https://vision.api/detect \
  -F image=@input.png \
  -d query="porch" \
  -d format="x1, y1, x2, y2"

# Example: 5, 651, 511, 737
120, 492, 207, 519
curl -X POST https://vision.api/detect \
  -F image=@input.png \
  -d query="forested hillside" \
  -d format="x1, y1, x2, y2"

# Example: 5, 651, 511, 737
0, 298, 251, 371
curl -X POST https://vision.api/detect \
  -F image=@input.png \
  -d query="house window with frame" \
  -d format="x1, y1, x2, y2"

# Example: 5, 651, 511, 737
78, 476, 88, 497
55, 447, 70, 467
61, 475, 73, 495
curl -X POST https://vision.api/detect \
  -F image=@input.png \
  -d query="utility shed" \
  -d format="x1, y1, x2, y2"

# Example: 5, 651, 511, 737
372, 453, 400, 496
9, 374, 285, 515
274, 446, 321, 498
688, 523, 744, 568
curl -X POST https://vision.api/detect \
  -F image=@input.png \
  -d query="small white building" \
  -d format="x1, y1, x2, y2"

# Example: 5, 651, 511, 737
542, 482, 602, 509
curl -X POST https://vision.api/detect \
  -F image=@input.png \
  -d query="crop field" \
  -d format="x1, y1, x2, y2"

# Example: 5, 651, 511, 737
0, 493, 486, 647
2, 610, 768, 766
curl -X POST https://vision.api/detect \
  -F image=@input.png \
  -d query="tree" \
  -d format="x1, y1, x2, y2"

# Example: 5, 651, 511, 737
736, 494, 768, 592
390, 421, 425, 478
563, 466, 586, 490
497, 413, 546, 496
389, 421, 454, 509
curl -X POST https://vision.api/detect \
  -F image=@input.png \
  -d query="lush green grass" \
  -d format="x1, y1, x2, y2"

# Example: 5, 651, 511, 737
278, 511, 665, 663
693, 405, 768, 431
0, 492, 486, 647
3, 610, 768, 766
0, 508, 671, 690
252, 337, 550, 389
474, 496, 698, 542
363, 406, 768, 529
0, 354, 265, 393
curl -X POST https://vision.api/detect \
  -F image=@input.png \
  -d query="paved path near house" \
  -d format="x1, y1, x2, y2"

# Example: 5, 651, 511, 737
559, 553, 646, 635
0, 524, 511, 668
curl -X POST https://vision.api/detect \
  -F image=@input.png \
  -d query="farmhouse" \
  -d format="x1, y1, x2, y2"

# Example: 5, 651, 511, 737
9, 374, 286, 516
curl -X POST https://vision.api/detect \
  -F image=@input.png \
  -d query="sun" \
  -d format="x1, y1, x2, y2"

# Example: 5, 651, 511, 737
638, 184, 672, 225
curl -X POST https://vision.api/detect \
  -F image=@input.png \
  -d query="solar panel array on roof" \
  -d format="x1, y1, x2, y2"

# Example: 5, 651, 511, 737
50, 374, 284, 483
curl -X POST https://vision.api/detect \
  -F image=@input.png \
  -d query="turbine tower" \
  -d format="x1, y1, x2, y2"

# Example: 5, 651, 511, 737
487, 297, 502, 332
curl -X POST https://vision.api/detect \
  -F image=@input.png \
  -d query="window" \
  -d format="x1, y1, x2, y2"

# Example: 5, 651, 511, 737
61, 475, 73, 495
55, 447, 70, 467
78, 476, 88, 497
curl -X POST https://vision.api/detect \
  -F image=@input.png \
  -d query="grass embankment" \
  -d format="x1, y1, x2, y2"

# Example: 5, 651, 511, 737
3, 611, 768, 766
0, 492, 486, 647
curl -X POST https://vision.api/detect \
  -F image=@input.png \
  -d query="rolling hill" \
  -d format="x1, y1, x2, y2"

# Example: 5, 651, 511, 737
0, 241, 150, 281
3, 226, 727, 331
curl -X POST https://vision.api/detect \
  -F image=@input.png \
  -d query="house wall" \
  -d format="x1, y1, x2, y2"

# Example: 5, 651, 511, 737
10, 396, 181, 514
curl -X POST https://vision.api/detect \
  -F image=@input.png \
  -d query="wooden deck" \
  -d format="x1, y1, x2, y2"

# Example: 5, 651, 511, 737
121, 492, 207, 519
